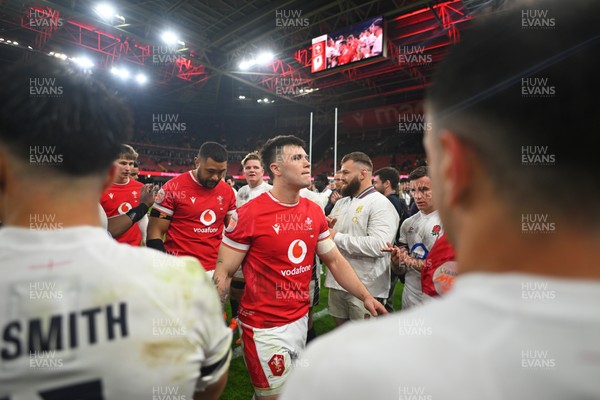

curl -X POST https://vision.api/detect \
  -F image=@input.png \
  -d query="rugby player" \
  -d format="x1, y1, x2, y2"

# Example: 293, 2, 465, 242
147, 142, 236, 275
213, 135, 386, 399
100, 144, 147, 246
0, 58, 231, 400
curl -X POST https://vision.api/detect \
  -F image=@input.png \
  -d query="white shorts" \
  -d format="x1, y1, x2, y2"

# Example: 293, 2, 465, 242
239, 314, 308, 397
328, 288, 386, 320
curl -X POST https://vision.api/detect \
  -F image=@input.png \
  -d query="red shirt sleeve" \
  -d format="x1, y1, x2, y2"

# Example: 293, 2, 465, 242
227, 187, 236, 215
153, 180, 176, 216
222, 207, 252, 252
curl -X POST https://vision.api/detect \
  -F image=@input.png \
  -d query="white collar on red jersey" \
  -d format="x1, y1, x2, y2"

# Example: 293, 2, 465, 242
188, 170, 207, 188
267, 191, 299, 207
113, 177, 130, 186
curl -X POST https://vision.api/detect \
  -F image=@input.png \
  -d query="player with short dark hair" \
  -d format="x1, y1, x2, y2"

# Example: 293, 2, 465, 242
389, 166, 442, 309
0, 57, 231, 400
225, 174, 238, 194
131, 161, 140, 181
214, 135, 386, 400
147, 141, 236, 275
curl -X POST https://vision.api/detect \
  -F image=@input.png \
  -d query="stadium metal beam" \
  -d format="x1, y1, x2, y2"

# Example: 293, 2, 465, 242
210, 0, 447, 107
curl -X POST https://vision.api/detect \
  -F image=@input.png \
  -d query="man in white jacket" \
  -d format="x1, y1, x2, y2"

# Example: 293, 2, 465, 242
326, 152, 399, 326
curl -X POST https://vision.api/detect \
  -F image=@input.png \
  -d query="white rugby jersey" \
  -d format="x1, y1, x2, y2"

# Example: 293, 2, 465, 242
236, 181, 272, 208
325, 186, 399, 298
282, 273, 600, 400
0, 226, 231, 399
398, 210, 442, 309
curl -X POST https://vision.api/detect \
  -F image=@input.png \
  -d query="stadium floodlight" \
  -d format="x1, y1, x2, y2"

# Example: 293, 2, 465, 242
95, 3, 115, 19
111, 66, 130, 79
0, 38, 4, 42
161, 31, 178, 45
239, 59, 255, 70
72, 56, 94, 69
263, 97, 269, 102
238, 95, 246, 99
12, 41, 18, 46
135, 73, 148, 84
257, 99, 262, 103
256, 51, 274, 64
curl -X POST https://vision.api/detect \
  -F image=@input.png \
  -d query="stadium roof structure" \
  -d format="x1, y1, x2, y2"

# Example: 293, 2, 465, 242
0, 0, 505, 117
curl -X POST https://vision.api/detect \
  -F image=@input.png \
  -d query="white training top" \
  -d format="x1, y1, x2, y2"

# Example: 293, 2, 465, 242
236, 181, 272, 208
0, 226, 231, 399
325, 187, 399, 298
282, 272, 600, 400
299, 188, 326, 210
399, 210, 442, 309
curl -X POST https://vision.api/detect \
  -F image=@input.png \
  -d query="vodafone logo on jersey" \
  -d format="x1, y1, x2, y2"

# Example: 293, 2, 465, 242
118, 202, 132, 214
200, 209, 217, 226
287, 239, 307, 264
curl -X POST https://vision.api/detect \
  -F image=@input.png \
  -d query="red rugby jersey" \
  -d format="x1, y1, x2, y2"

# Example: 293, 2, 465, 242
153, 171, 236, 270
222, 192, 329, 328
100, 178, 144, 246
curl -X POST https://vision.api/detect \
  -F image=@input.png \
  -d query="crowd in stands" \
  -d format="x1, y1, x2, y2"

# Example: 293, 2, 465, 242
131, 125, 424, 176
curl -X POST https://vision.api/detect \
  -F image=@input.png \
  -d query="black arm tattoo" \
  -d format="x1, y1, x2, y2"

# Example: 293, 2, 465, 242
212, 275, 229, 312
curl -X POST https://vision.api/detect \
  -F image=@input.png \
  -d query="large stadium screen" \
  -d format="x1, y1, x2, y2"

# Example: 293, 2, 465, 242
311, 16, 385, 73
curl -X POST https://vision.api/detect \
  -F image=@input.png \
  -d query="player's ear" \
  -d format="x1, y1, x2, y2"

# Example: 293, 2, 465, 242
438, 130, 476, 208
360, 168, 367, 181
270, 162, 281, 177
194, 156, 201, 169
